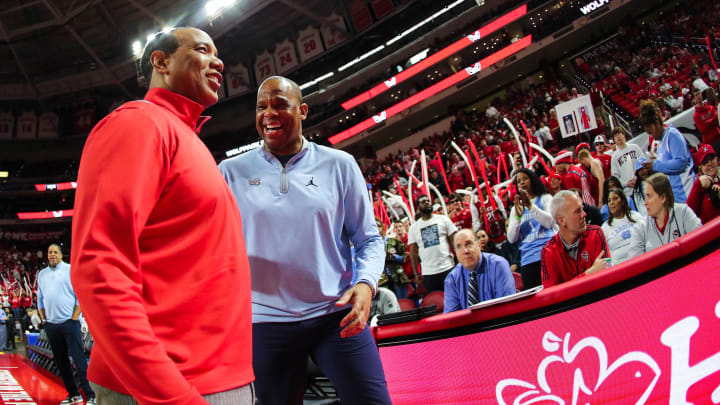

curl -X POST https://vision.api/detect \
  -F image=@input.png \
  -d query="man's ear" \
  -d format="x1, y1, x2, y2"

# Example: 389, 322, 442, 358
150, 50, 170, 74
299, 103, 308, 120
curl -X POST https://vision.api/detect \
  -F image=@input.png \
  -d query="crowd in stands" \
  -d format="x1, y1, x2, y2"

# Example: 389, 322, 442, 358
363, 0, 720, 315
576, 0, 720, 121
0, 244, 44, 349
369, 89, 718, 317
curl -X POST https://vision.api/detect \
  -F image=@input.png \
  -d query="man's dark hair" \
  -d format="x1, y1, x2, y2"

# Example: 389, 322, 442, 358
138, 30, 181, 88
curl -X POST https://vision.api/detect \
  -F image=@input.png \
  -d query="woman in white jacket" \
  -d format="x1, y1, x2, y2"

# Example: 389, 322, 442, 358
629, 173, 702, 256
602, 188, 645, 264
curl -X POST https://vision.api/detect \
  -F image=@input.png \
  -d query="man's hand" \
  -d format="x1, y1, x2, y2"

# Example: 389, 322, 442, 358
626, 176, 637, 188
585, 252, 607, 276
335, 283, 373, 338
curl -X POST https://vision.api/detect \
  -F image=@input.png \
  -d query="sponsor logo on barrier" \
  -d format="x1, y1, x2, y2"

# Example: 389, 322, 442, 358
496, 299, 720, 404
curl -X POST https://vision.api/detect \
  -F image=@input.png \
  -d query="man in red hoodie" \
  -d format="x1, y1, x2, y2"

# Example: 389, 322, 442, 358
71, 28, 254, 404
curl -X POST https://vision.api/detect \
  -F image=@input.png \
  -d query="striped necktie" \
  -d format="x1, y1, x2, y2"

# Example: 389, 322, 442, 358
468, 271, 479, 306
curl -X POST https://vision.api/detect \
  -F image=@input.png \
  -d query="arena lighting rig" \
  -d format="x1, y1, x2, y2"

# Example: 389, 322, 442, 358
328, 35, 533, 145
130, 0, 235, 56
340, 4, 528, 111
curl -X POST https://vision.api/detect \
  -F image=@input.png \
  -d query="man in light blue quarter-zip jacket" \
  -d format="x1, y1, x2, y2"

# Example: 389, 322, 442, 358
219, 76, 391, 405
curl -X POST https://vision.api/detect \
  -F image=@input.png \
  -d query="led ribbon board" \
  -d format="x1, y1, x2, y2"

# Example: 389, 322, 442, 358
35, 182, 77, 191
329, 35, 532, 145
340, 5, 527, 111
17, 210, 74, 219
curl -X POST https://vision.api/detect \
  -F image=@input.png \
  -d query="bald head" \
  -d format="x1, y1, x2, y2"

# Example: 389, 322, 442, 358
258, 76, 303, 104
453, 229, 481, 270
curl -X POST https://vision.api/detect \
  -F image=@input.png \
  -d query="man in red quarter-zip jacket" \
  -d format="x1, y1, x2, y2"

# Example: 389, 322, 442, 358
70, 27, 253, 405
541, 190, 610, 288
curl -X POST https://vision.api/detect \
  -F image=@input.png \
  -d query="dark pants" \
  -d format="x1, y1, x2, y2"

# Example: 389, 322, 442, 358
6, 317, 15, 349
423, 268, 452, 293
45, 320, 95, 399
252, 310, 392, 405
521, 261, 542, 290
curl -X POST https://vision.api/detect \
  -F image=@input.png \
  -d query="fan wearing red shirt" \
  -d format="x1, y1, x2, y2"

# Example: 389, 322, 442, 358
541, 191, 609, 287
71, 28, 253, 405
448, 193, 473, 230
692, 88, 720, 150
592, 135, 612, 179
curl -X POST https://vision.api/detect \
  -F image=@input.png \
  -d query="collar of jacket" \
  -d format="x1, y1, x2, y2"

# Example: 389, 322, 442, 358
144, 87, 211, 133
259, 136, 310, 164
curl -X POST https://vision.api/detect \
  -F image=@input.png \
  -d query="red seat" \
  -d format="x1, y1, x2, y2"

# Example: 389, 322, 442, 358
513, 272, 523, 292
398, 298, 416, 311
420, 291, 444, 313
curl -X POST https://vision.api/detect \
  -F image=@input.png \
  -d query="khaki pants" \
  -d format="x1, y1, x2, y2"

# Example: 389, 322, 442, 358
90, 382, 254, 405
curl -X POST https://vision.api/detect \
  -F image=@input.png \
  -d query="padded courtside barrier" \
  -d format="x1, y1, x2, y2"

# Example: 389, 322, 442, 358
374, 217, 720, 404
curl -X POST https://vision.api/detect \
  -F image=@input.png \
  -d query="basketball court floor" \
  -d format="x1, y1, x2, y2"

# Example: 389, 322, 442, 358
0, 352, 68, 405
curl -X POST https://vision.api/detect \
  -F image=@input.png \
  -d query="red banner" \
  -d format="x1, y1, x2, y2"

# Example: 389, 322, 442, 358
379, 249, 720, 404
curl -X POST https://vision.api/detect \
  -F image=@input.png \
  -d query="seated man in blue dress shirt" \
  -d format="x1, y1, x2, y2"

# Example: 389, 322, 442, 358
444, 229, 516, 312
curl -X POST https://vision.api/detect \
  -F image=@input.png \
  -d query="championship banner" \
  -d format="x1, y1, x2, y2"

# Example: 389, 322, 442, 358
254, 50, 277, 86
0, 111, 13, 140
370, 0, 394, 19
379, 249, 720, 404
321, 12, 349, 49
297, 25, 325, 62
225, 63, 251, 97
349, 0, 373, 31
555, 94, 597, 138
273, 39, 299, 74
15, 111, 37, 140
37, 112, 59, 139
72, 104, 96, 135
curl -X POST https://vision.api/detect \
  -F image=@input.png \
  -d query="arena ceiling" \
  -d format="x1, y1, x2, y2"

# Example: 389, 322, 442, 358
0, 0, 341, 99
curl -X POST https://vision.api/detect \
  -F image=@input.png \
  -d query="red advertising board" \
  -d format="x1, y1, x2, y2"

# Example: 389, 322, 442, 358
378, 249, 720, 404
